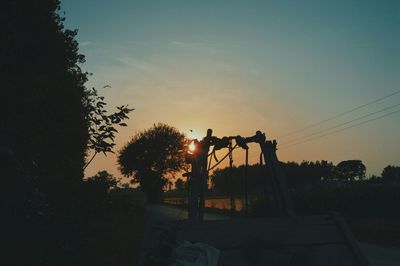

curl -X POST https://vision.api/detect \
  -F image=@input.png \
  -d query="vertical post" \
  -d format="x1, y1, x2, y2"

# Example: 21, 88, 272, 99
244, 148, 249, 216
259, 152, 270, 200
188, 157, 200, 221
198, 155, 207, 221
229, 142, 235, 211
260, 140, 295, 217
198, 129, 212, 221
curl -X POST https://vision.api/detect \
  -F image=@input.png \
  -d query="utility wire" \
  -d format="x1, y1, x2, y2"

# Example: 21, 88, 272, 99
280, 108, 400, 150
279, 89, 400, 139
280, 103, 400, 147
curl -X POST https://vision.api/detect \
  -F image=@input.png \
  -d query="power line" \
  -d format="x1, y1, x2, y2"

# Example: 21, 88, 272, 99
279, 108, 400, 150
280, 103, 400, 146
279, 89, 400, 139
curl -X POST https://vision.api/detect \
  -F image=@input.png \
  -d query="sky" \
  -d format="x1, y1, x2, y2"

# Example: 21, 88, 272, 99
61, 0, 400, 178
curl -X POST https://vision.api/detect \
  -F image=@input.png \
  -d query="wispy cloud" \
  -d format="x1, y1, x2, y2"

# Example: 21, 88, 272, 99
170, 40, 220, 54
79, 41, 93, 47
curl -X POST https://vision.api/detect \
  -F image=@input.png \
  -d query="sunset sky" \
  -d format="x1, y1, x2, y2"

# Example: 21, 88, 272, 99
61, 0, 400, 178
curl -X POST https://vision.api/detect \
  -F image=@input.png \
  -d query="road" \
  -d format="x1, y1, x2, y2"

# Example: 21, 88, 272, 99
144, 204, 400, 266
145, 204, 227, 221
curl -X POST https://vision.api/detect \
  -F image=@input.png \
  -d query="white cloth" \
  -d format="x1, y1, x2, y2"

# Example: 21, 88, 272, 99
173, 241, 220, 266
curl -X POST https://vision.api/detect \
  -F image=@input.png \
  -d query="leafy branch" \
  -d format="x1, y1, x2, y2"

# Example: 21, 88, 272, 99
83, 87, 134, 169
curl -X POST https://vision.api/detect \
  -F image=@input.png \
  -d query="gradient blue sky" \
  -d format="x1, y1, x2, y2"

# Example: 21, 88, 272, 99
61, 0, 400, 178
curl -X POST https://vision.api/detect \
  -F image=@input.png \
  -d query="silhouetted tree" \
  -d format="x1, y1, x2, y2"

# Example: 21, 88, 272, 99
2, 1, 89, 195
1, 2, 133, 265
1, 1, 89, 265
175, 178, 185, 191
335, 160, 366, 182
83, 170, 120, 211
86, 170, 119, 192
1, 0, 133, 201
381, 165, 400, 184
118, 123, 187, 202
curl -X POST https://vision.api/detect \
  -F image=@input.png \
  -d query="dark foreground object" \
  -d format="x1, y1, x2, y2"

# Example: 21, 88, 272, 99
143, 213, 370, 266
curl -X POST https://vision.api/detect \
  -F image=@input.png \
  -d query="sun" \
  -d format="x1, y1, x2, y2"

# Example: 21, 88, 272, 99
188, 141, 196, 153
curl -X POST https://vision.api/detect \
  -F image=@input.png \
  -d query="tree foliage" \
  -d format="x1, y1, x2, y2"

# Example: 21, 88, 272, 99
1, 0, 89, 187
83, 87, 134, 169
2, 1, 90, 265
82, 170, 119, 210
86, 170, 120, 192
0, 1, 97, 226
381, 165, 400, 183
1, 0, 133, 192
335, 160, 366, 181
175, 178, 185, 191
1, 1, 134, 265
118, 123, 187, 202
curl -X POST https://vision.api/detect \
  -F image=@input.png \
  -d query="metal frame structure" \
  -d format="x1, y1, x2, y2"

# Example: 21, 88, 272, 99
185, 129, 294, 221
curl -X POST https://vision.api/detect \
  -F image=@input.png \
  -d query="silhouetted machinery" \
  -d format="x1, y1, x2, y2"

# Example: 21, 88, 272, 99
143, 129, 371, 265
184, 129, 294, 222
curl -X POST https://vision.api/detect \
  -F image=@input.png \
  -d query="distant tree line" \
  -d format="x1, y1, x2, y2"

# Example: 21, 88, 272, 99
209, 160, 399, 196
